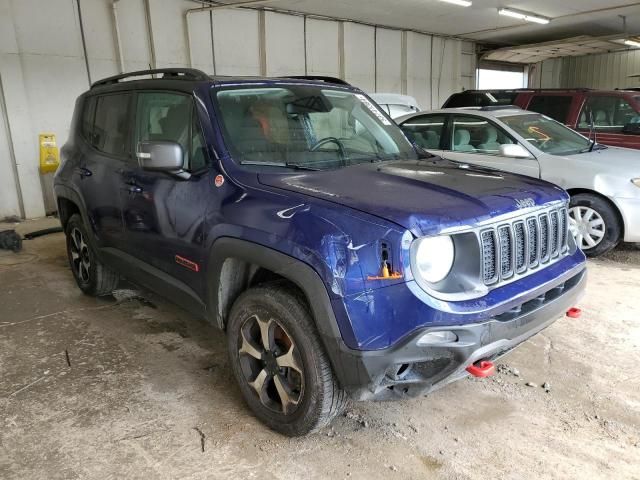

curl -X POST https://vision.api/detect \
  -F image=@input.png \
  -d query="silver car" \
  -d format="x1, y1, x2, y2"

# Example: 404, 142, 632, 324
397, 107, 640, 257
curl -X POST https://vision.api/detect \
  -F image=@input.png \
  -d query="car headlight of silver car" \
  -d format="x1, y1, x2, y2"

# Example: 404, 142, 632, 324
632, 178, 640, 188
411, 235, 455, 284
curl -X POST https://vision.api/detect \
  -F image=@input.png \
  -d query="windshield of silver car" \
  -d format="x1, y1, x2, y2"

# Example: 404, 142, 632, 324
501, 114, 592, 155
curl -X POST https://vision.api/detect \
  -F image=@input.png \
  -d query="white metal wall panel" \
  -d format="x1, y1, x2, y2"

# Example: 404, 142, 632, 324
538, 49, 640, 89
115, 0, 152, 72
265, 12, 305, 76
460, 41, 475, 92
149, 0, 189, 69
79, 0, 119, 81
187, 11, 214, 73
406, 32, 431, 109
375, 28, 401, 93
343, 22, 375, 92
212, 9, 261, 76
431, 37, 462, 108
305, 19, 339, 77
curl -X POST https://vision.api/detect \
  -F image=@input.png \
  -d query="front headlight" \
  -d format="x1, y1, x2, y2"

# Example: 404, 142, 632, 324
632, 178, 640, 188
412, 235, 455, 284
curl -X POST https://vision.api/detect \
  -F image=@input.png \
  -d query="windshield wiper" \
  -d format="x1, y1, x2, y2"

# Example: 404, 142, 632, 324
240, 160, 320, 171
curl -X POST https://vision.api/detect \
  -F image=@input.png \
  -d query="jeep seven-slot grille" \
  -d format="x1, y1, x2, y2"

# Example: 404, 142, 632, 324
481, 206, 569, 286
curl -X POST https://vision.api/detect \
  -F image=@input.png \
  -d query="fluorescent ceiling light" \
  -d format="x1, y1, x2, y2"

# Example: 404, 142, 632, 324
499, 8, 525, 19
625, 39, 640, 48
499, 8, 550, 24
440, 0, 472, 6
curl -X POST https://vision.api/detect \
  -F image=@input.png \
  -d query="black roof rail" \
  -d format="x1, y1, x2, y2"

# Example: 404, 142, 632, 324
91, 68, 210, 89
279, 75, 351, 86
479, 105, 522, 111
459, 88, 593, 94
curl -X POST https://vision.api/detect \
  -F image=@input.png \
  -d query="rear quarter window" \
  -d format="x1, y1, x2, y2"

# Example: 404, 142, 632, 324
93, 93, 132, 157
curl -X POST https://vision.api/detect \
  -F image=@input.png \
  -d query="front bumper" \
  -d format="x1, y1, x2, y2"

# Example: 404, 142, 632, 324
331, 266, 586, 401
612, 197, 640, 243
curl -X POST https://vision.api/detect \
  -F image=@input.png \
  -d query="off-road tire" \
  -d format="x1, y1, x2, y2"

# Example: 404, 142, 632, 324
227, 281, 347, 436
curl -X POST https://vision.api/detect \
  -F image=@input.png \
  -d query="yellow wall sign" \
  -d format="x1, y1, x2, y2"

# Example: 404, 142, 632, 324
39, 133, 60, 174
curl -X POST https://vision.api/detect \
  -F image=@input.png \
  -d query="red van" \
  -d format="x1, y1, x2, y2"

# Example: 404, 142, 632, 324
443, 89, 640, 150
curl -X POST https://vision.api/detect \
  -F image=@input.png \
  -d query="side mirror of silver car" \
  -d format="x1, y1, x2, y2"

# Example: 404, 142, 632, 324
499, 144, 532, 159
136, 141, 190, 179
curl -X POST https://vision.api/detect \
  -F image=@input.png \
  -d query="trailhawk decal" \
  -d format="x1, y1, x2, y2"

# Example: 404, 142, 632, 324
175, 255, 200, 272
355, 94, 392, 125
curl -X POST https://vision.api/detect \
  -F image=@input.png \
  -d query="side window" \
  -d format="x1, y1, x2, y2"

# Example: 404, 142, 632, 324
400, 115, 446, 149
135, 92, 208, 171
451, 115, 514, 154
81, 96, 96, 143
578, 96, 638, 131
527, 95, 572, 123
93, 93, 132, 156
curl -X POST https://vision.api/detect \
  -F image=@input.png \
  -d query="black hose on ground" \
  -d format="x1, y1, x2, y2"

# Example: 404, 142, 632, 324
23, 227, 64, 239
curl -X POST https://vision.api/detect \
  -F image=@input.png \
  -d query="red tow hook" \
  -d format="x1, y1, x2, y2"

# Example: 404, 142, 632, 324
566, 307, 582, 318
466, 360, 495, 378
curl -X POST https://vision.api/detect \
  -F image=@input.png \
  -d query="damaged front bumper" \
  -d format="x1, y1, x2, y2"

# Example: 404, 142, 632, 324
331, 266, 586, 401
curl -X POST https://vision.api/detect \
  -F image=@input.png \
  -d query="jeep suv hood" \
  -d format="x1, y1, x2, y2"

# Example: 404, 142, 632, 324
258, 159, 567, 236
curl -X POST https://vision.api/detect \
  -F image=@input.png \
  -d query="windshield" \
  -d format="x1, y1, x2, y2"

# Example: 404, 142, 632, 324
212, 84, 417, 170
501, 113, 591, 155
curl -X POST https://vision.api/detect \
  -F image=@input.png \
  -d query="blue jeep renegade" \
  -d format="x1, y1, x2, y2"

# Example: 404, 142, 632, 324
54, 69, 587, 436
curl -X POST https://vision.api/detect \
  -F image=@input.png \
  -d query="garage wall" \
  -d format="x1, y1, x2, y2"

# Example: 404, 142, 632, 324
531, 49, 640, 89
0, 0, 475, 219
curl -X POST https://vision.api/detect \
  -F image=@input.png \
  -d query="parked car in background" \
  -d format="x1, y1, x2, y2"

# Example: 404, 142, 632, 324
55, 69, 586, 435
443, 89, 640, 150
369, 93, 421, 118
398, 107, 640, 257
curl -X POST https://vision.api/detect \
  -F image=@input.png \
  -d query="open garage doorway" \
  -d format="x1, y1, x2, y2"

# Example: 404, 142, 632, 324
477, 63, 527, 90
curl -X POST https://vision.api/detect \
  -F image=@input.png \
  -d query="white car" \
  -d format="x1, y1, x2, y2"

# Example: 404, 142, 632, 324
369, 93, 421, 119
397, 107, 640, 256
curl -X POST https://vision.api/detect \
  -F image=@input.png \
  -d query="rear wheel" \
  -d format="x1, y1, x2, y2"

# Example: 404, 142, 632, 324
65, 214, 119, 296
227, 282, 347, 436
569, 194, 621, 257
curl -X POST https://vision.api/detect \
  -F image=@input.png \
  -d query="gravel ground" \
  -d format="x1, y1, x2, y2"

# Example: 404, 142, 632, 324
1, 218, 639, 480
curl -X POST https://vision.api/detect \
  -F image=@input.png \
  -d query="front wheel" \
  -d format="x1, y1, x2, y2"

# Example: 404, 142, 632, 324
226, 282, 347, 436
569, 194, 621, 257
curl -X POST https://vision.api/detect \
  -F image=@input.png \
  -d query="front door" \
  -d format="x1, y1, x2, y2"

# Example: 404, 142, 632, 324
119, 91, 211, 298
440, 114, 541, 178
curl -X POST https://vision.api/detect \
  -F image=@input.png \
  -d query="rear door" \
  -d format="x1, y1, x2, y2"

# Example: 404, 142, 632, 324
576, 93, 640, 149
76, 93, 132, 249
119, 90, 211, 294
437, 114, 541, 178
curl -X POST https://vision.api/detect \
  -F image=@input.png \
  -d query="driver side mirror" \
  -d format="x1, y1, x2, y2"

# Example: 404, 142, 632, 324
136, 141, 190, 179
499, 144, 532, 159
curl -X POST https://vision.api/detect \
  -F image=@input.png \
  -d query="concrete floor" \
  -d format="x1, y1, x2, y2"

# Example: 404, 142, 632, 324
1, 218, 639, 480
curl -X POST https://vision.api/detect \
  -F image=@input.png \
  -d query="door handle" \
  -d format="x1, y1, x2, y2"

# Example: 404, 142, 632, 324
75, 167, 92, 178
124, 178, 143, 193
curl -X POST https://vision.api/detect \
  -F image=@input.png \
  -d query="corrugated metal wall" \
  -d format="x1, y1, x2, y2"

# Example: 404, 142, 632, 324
0, 0, 475, 219
531, 49, 640, 89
